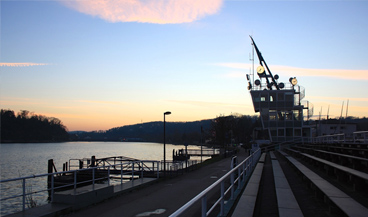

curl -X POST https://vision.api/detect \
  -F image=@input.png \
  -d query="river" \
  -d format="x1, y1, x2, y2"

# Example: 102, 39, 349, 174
0, 141, 205, 216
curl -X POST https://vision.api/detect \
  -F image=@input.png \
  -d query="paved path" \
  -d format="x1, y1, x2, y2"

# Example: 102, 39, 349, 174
66, 150, 249, 217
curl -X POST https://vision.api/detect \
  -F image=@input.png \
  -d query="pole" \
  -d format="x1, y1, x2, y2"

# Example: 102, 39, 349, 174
164, 114, 166, 177
163, 111, 171, 178
201, 126, 203, 164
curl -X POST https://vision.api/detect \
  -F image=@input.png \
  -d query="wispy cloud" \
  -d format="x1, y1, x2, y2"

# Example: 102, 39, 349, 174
60, 0, 223, 24
308, 96, 368, 102
167, 99, 251, 108
215, 63, 368, 80
0, 62, 49, 67
76, 100, 126, 105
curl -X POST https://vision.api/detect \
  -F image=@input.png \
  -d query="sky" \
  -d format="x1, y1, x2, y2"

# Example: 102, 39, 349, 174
1, 0, 368, 132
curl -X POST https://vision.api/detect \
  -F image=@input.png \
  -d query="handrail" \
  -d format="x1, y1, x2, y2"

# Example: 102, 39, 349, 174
169, 148, 261, 217
0, 160, 160, 216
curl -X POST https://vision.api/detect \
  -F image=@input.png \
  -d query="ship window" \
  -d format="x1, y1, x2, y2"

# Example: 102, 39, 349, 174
261, 96, 266, 102
286, 128, 293, 136
253, 96, 260, 102
286, 111, 293, 120
269, 93, 276, 102
270, 112, 277, 120
294, 128, 301, 136
285, 92, 293, 101
278, 128, 285, 136
293, 110, 301, 121
278, 93, 284, 101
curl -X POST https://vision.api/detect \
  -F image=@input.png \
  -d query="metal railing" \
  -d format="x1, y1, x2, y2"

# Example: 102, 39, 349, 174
311, 131, 368, 144
353, 131, 368, 144
169, 148, 261, 217
186, 148, 220, 156
0, 160, 160, 216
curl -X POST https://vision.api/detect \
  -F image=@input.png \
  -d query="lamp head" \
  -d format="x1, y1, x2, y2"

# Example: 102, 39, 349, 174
164, 111, 171, 115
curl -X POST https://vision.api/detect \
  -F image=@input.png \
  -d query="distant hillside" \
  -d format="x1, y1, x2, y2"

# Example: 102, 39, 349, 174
69, 114, 260, 146
69, 119, 213, 144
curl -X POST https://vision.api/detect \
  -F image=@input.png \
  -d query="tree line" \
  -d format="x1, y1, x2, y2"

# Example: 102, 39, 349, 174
1, 109, 69, 143
71, 114, 260, 149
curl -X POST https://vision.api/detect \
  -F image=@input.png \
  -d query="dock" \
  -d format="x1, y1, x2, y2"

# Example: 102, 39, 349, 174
5, 141, 368, 217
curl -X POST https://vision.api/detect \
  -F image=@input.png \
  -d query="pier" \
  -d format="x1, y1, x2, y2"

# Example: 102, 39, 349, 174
3, 139, 368, 217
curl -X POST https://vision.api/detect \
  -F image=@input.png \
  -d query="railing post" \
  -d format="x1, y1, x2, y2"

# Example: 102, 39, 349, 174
22, 179, 26, 211
132, 161, 135, 183
107, 166, 110, 186
230, 172, 234, 200
157, 161, 160, 179
51, 174, 54, 202
201, 195, 207, 217
92, 168, 95, 191
121, 163, 123, 185
220, 181, 225, 215
237, 167, 241, 190
141, 161, 144, 183
74, 171, 77, 194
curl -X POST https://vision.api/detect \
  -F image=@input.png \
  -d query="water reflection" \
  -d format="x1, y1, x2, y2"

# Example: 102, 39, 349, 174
0, 142, 204, 216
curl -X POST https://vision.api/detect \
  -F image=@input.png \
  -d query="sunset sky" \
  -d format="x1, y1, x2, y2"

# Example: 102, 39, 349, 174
1, 0, 368, 132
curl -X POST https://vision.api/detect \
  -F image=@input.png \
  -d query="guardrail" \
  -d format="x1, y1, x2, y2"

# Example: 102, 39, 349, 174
0, 160, 160, 216
186, 148, 220, 156
169, 148, 261, 217
353, 131, 368, 143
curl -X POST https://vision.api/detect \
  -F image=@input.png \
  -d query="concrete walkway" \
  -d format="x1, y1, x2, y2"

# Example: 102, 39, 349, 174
59, 150, 249, 217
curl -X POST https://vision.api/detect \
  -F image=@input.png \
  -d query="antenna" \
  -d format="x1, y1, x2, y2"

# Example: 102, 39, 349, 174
340, 101, 344, 120
249, 36, 255, 87
346, 99, 349, 119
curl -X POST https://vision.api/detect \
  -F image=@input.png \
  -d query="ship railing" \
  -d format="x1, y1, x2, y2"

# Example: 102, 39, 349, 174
0, 160, 160, 216
169, 148, 261, 217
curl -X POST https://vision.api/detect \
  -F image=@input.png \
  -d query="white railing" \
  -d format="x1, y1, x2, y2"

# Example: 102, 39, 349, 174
0, 160, 160, 216
186, 148, 220, 156
312, 133, 346, 143
353, 131, 368, 144
169, 148, 261, 217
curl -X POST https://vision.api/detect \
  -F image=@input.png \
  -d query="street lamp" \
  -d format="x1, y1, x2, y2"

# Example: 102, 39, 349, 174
163, 111, 171, 177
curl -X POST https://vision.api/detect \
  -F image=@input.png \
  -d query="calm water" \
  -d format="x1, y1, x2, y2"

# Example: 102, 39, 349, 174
0, 142, 203, 216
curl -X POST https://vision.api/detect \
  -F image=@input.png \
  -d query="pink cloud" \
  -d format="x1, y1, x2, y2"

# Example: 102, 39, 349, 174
0, 62, 49, 67
60, 0, 223, 24
271, 65, 368, 81
216, 63, 368, 80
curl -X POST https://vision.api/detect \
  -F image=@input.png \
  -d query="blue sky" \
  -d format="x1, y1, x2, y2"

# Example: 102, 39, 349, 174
1, 0, 368, 131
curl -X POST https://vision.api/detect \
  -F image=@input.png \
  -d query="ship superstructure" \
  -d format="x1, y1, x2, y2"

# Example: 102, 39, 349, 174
247, 36, 313, 143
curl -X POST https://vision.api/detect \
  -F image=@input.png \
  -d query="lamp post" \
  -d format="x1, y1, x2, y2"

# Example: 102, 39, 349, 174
163, 111, 171, 177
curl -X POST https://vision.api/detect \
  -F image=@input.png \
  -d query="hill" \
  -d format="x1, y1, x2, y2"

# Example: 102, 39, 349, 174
69, 119, 212, 144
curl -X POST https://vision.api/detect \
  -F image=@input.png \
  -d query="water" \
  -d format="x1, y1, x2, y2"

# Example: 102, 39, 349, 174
0, 141, 204, 216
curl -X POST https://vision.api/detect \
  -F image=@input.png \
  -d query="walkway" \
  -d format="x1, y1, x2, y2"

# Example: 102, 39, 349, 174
59, 151, 249, 217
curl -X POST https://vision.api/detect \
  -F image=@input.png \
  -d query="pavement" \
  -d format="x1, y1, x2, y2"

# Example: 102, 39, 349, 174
64, 150, 249, 217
